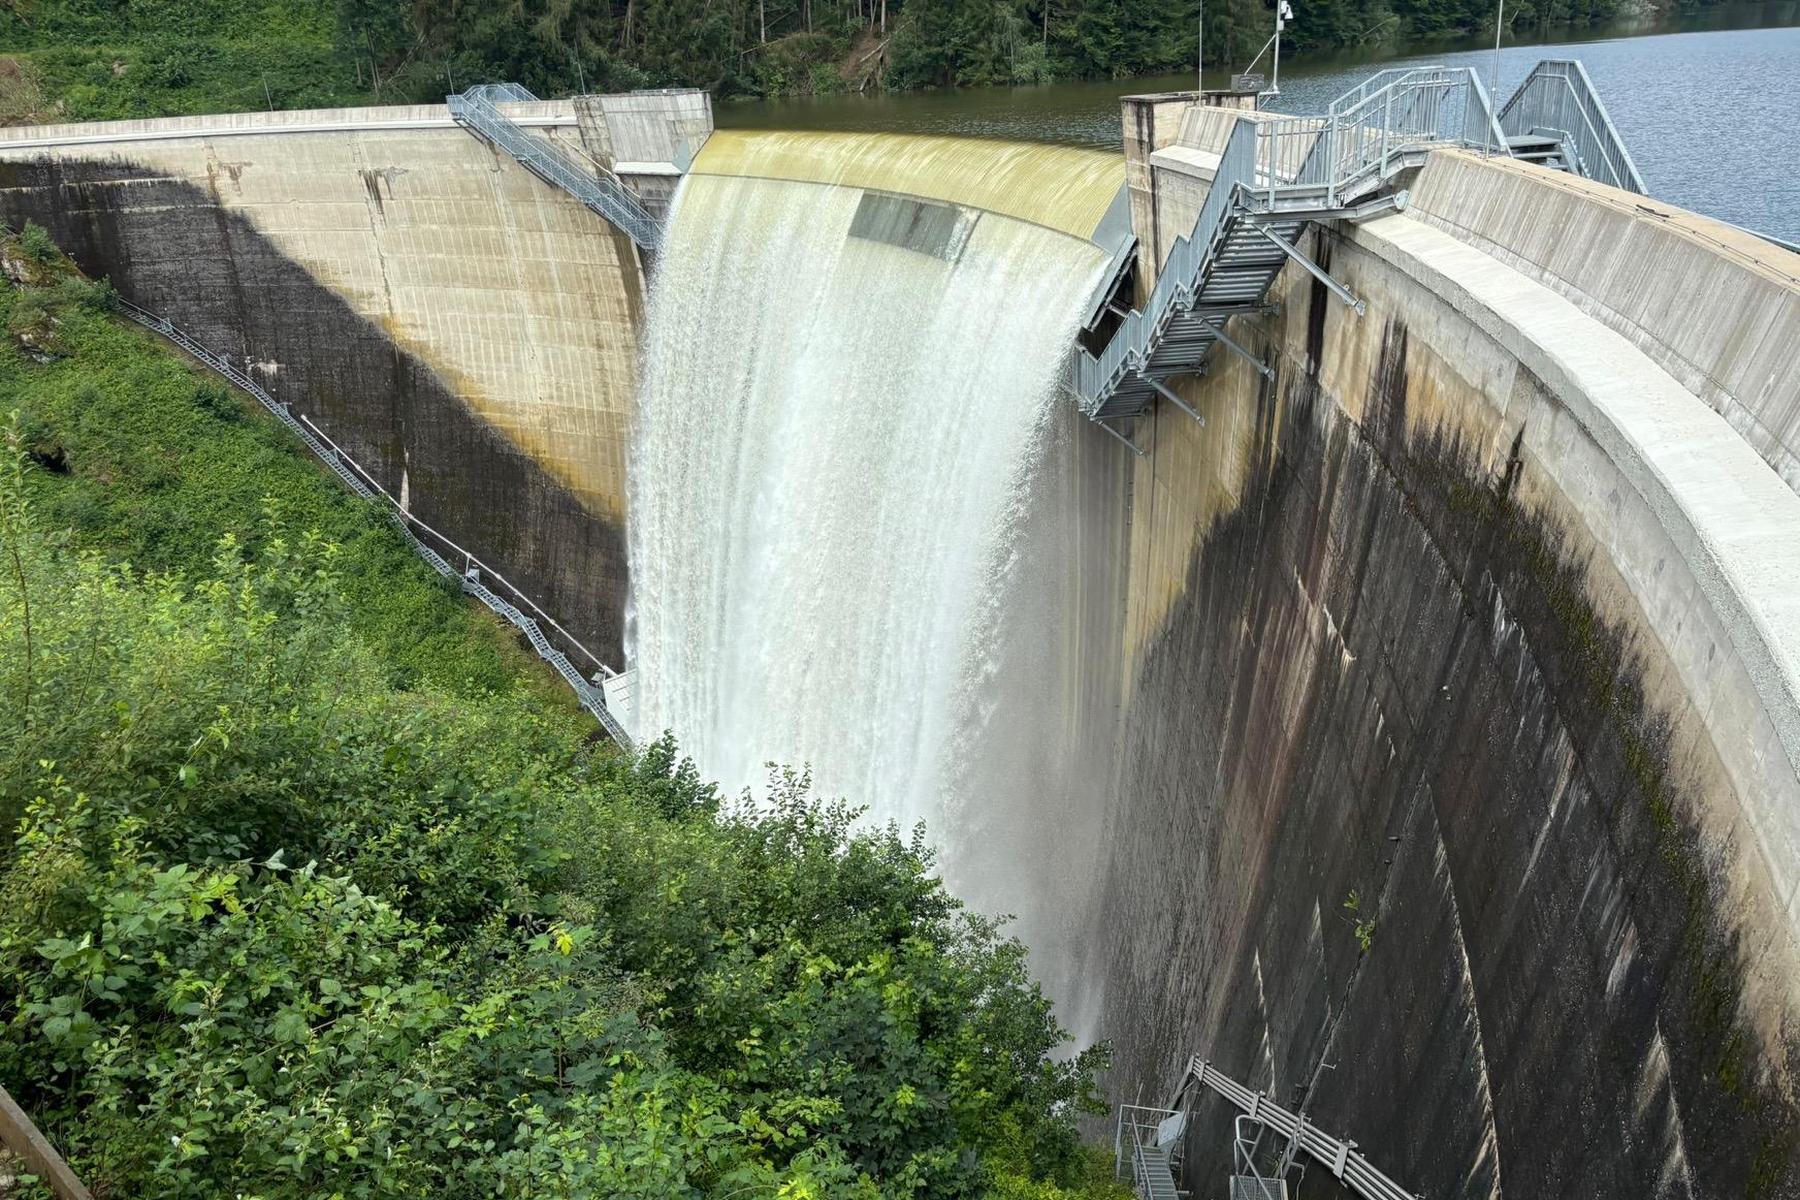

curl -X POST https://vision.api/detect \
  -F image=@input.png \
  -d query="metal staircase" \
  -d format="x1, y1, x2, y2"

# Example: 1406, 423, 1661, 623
115, 298, 634, 750
448, 83, 664, 253
1115, 1055, 1419, 1200
1116, 1104, 1186, 1200
1074, 66, 1507, 436
1498, 59, 1646, 194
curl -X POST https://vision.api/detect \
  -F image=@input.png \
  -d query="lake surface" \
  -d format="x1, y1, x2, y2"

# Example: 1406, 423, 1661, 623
719, 5, 1800, 239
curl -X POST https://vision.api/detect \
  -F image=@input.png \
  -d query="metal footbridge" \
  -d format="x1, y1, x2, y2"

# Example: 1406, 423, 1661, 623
1116, 1055, 1423, 1200
1076, 60, 1643, 439
448, 83, 663, 253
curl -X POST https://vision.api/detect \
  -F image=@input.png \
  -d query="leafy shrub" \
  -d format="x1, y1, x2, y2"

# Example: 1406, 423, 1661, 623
18, 220, 57, 264
0, 416, 1110, 1196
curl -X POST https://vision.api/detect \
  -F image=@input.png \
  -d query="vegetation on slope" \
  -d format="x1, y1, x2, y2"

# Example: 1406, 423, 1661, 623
0, 230, 1127, 1198
0, 0, 1723, 117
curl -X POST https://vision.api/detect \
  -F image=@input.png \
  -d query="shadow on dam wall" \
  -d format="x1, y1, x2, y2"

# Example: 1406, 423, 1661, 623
0, 155, 627, 662
1088, 259, 1800, 1195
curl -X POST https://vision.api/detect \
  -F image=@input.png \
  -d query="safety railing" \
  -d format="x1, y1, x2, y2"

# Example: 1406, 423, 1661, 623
1076, 112, 1262, 410
1074, 66, 1504, 414
1499, 59, 1646, 194
1300, 66, 1507, 204
448, 83, 663, 251
115, 297, 633, 749
1164, 1055, 1419, 1200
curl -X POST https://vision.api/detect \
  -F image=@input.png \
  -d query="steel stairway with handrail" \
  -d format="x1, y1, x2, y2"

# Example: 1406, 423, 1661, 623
1073, 60, 1642, 439
1497, 58, 1646, 194
447, 83, 664, 253
1073, 66, 1507, 434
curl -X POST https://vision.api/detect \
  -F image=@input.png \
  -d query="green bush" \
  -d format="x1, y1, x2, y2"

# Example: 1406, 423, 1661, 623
0, 233, 1116, 1197
0, 459, 1109, 1194
18, 221, 57, 263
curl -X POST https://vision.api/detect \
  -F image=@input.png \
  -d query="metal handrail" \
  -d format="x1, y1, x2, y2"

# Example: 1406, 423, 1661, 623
1498, 59, 1646, 193
448, 84, 663, 251
1075, 66, 1505, 414
1166, 1056, 1419, 1200
114, 297, 632, 749
1115, 1103, 1184, 1198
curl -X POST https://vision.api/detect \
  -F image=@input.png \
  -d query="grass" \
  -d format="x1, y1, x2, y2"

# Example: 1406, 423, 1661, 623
0, 227, 583, 713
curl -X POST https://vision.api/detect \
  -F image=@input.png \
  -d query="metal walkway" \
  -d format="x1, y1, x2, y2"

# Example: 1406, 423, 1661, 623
116, 298, 634, 750
448, 83, 663, 253
1075, 66, 1506, 432
1116, 1055, 1421, 1200
1075, 60, 1643, 435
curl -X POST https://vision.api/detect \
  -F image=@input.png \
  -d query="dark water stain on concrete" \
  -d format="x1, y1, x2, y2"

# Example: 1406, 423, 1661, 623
0, 153, 629, 663
1091, 301, 1800, 1197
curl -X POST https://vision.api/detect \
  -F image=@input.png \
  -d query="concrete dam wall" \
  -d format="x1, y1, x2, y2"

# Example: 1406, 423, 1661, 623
1089, 109, 1800, 1195
0, 98, 680, 661
4, 87, 1800, 1198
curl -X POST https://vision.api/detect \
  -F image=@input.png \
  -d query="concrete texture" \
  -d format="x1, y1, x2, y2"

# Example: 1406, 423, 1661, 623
0, 102, 646, 658
1406, 151, 1800, 496
693, 130, 1125, 243
1085, 136, 1800, 1195
575, 89, 713, 215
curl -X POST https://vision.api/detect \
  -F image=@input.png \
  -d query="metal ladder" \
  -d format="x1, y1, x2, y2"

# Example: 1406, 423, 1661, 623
1134, 1144, 1182, 1200
1073, 66, 1506, 438
447, 83, 663, 253
116, 298, 634, 750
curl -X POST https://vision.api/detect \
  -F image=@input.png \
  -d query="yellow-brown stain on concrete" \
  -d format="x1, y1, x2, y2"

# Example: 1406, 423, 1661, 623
694, 129, 1124, 243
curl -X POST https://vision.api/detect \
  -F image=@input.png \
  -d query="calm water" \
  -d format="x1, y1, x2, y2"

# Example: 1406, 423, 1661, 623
719, 6, 1800, 238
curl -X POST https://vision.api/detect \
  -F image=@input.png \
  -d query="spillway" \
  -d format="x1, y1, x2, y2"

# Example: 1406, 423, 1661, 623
629, 145, 1105, 846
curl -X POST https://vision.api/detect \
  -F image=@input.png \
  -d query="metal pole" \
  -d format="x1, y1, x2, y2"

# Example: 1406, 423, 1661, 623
1198, 0, 1204, 93
1272, 5, 1282, 95
1490, 0, 1504, 128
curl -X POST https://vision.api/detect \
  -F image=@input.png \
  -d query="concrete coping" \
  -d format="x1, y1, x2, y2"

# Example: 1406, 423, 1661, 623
1420, 149, 1800, 291
1354, 210, 1800, 929
1150, 145, 1223, 181
0, 100, 578, 150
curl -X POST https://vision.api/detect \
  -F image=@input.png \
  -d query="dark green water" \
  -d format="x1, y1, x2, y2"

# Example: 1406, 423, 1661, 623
718, 3, 1800, 237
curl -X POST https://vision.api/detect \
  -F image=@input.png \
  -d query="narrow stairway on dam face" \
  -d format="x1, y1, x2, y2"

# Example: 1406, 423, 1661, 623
628, 158, 1104, 844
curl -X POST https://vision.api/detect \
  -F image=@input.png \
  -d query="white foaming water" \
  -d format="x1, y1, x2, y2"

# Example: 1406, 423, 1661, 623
629, 170, 1102, 837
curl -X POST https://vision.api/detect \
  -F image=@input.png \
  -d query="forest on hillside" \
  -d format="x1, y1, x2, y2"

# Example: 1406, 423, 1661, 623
0, 0, 1734, 120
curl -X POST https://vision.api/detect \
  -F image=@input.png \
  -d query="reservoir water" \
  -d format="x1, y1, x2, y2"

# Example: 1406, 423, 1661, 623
719, 10, 1800, 239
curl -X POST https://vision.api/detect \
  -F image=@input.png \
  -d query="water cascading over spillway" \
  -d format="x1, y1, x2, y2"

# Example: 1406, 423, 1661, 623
629, 152, 1106, 844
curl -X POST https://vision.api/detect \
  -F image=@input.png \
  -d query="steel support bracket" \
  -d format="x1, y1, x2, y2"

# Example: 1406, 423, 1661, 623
1202, 317, 1275, 380
1095, 417, 1147, 456
1347, 189, 1408, 223
1255, 224, 1367, 315
1145, 375, 1205, 426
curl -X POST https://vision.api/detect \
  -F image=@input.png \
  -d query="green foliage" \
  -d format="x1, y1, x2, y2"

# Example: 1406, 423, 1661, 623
0, 235, 1116, 1196
18, 221, 56, 263
0, 0, 1669, 111
1342, 889, 1374, 953
0, 237, 565, 702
